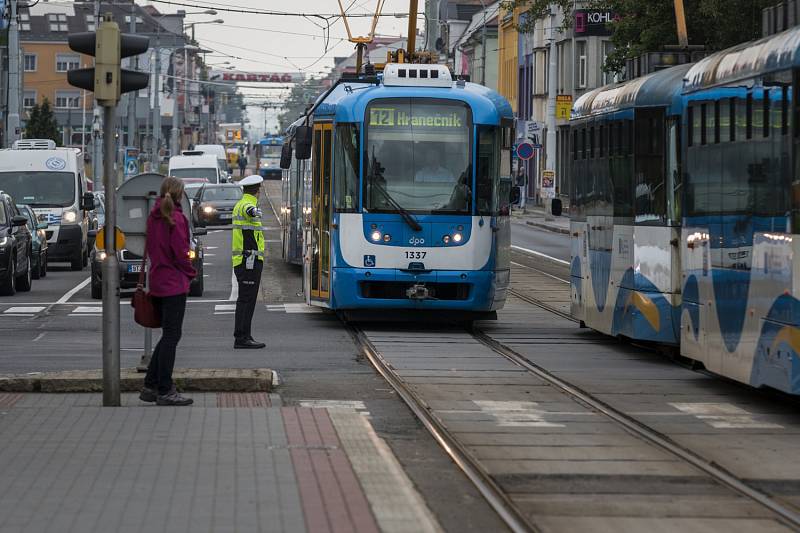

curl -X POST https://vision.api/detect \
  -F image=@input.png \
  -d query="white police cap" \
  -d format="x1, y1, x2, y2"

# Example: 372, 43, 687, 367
239, 174, 264, 187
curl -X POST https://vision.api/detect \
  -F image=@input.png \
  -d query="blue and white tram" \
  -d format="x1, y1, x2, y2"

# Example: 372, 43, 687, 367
570, 64, 690, 345
281, 64, 515, 319
571, 26, 800, 395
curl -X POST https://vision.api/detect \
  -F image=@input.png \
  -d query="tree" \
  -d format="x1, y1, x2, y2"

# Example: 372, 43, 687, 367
500, 0, 774, 74
25, 98, 61, 145
278, 77, 327, 132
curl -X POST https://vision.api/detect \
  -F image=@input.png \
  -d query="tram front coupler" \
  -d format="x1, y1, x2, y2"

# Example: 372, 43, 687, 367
406, 284, 430, 300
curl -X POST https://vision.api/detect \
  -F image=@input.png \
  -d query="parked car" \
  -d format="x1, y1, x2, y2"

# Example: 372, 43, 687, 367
16, 204, 48, 279
89, 227, 206, 299
0, 191, 33, 295
191, 183, 243, 226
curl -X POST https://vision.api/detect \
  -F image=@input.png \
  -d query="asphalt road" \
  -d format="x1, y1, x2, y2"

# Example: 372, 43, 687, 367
510, 219, 570, 262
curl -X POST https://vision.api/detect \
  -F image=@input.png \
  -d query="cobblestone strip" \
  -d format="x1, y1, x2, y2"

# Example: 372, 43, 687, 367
283, 407, 380, 533
216, 392, 273, 407
0, 392, 22, 407
328, 409, 443, 533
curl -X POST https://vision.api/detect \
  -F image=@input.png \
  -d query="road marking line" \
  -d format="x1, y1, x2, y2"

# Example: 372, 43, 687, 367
215, 304, 236, 312
669, 402, 784, 429
473, 400, 566, 428
208, 230, 222, 234
3, 314, 34, 317
205, 253, 216, 257
56, 276, 92, 304
228, 269, 238, 301
206, 246, 218, 250
72, 306, 102, 314
284, 303, 323, 314
204, 262, 215, 266
511, 261, 570, 284
511, 245, 570, 266
215, 311, 234, 315
69, 314, 101, 317
33, 332, 46, 342
4, 306, 45, 314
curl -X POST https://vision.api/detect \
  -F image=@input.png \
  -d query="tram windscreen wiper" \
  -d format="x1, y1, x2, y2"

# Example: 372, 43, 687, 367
368, 150, 422, 232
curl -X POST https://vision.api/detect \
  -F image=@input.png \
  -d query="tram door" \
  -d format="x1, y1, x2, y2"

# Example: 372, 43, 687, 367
310, 122, 333, 300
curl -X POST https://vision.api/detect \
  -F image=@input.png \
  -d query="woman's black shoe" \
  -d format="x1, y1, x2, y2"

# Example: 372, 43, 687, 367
234, 338, 266, 349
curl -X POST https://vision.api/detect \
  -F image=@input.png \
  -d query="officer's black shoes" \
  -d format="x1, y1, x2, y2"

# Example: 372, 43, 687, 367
234, 337, 266, 349
139, 386, 157, 403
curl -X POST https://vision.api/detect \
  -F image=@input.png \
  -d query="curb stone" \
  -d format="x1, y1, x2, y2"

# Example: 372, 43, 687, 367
525, 220, 570, 235
0, 368, 273, 393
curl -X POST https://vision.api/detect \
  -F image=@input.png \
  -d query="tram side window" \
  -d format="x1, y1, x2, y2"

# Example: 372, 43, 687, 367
735, 97, 748, 141
634, 108, 666, 224
572, 129, 578, 160
476, 126, 500, 215
333, 123, 359, 213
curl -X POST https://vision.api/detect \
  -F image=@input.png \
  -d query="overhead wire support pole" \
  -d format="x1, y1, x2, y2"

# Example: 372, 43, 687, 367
7, 0, 20, 146
674, 0, 689, 48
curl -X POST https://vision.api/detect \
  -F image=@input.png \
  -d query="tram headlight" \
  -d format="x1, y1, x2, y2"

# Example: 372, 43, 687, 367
452, 233, 463, 243
383, 233, 391, 242
442, 235, 451, 244
370, 230, 382, 242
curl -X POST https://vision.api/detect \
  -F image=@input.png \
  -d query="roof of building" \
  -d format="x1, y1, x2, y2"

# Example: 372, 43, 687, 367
454, 2, 500, 49
20, 1, 172, 42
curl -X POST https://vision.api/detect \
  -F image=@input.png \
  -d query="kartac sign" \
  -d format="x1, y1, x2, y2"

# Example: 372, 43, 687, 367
574, 10, 619, 36
209, 71, 303, 84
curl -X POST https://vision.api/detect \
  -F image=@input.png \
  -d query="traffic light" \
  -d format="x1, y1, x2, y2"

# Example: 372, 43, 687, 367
67, 13, 149, 106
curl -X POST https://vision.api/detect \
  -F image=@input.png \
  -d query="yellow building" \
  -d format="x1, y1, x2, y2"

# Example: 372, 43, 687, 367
22, 42, 94, 113
498, 7, 520, 113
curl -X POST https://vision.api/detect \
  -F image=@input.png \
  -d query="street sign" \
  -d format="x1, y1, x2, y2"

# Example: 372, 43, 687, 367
516, 142, 535, 161
95, 226, 125, 251
541, 169, 556, 199
556, 95, 573, 120
116, 173, 191, 257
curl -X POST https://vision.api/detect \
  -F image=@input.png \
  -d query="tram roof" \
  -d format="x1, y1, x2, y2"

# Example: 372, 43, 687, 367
310, 78, 513, 125
571, 63, 691, 120
685, 26, 800, 92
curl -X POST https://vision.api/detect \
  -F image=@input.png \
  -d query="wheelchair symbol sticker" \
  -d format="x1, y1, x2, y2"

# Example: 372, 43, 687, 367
364, 255, 376, 267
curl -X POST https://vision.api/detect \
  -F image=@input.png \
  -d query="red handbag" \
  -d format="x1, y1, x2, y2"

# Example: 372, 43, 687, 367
131, 239, 161, 328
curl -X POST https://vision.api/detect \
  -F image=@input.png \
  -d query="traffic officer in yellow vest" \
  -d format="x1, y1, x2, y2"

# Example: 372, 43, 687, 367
232, 174, 266, 349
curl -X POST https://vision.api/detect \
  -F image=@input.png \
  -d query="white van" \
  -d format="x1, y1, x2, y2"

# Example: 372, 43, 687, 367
191, 144, 229, 180
0, 139, 93, 270
169, 153, 225, 184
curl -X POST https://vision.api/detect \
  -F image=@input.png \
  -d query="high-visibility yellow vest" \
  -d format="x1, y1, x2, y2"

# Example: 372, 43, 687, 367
231, 193, 265, 267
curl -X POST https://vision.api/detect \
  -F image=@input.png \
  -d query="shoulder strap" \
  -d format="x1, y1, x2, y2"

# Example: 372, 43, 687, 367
138, 225, 149, 287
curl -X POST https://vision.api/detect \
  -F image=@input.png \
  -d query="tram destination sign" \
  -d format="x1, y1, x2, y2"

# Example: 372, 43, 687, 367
368, 106, 467, 129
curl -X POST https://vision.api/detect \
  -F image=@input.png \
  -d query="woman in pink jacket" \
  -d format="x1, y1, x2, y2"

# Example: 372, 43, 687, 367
139, 177, 196, 406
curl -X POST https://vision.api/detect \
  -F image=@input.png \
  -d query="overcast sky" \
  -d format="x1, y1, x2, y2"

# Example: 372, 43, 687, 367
143, 0, 416, 135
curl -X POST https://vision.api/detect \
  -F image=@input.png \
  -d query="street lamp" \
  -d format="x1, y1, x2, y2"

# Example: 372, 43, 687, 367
170, 44, 200, 157
185, 19, 224, 43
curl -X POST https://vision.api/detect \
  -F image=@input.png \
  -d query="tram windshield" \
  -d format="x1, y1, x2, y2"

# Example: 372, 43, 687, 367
364, 99, 471, 215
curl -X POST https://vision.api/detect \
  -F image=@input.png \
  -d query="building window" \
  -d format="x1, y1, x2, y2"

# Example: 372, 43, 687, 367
55, 91, 81, 109
23, 91, 36, 109
56, 54, 80, 72
576, 41, 587, 89
602, 41, 615, 85
86, 14, 95, 31
557, 41, 571, 94
19, 12, 30, 31
48, 13, 68, 32
124, 16, 144, 24
23, 53, 37, 72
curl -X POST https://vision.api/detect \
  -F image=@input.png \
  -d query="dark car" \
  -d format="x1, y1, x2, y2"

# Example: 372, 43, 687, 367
89, 227, 206, 299
0, 191, 33, 295
191, 183, 243, 226
16, 204, 48, 279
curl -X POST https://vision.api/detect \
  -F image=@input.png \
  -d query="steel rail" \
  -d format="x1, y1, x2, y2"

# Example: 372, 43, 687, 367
471, 328, 800, 530
345, 324, 538, 533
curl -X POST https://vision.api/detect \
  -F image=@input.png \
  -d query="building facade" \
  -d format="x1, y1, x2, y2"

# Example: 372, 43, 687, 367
499, 3, 617, 206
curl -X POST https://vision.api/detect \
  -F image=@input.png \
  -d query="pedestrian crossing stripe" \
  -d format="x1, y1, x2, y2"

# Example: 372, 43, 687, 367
4, 306, 45, 315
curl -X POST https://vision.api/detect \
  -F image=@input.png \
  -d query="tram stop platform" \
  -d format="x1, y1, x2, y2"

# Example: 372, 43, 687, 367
0, 393, 441, 533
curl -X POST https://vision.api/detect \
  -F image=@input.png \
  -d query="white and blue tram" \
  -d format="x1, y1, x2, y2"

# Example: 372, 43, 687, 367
571, 27, 800, 394
281, 64, 515, 320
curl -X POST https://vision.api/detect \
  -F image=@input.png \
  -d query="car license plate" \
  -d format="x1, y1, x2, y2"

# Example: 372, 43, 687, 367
219, 213, 232, 220
128, 264, 142, 273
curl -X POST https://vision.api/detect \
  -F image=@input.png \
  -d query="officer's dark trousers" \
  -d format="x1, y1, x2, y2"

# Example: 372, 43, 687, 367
234, 259, 263, 341
145, 293, 187, 395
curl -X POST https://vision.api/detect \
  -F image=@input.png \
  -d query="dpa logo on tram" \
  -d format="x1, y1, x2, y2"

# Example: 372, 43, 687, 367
409, 236, 426, 246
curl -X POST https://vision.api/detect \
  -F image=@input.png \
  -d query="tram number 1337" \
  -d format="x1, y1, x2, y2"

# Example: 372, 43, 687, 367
405, 251, 427, 259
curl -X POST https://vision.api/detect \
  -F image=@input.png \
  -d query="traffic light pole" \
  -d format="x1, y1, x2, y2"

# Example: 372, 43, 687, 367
102, 104, 121, 407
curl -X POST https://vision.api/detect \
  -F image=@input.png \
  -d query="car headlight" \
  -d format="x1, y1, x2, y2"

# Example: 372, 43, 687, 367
0, 236, 7, 247
202, 205, 215, 214
62, 208, 78, 223
188, 249, 197, 260
97, 250, 107, 261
